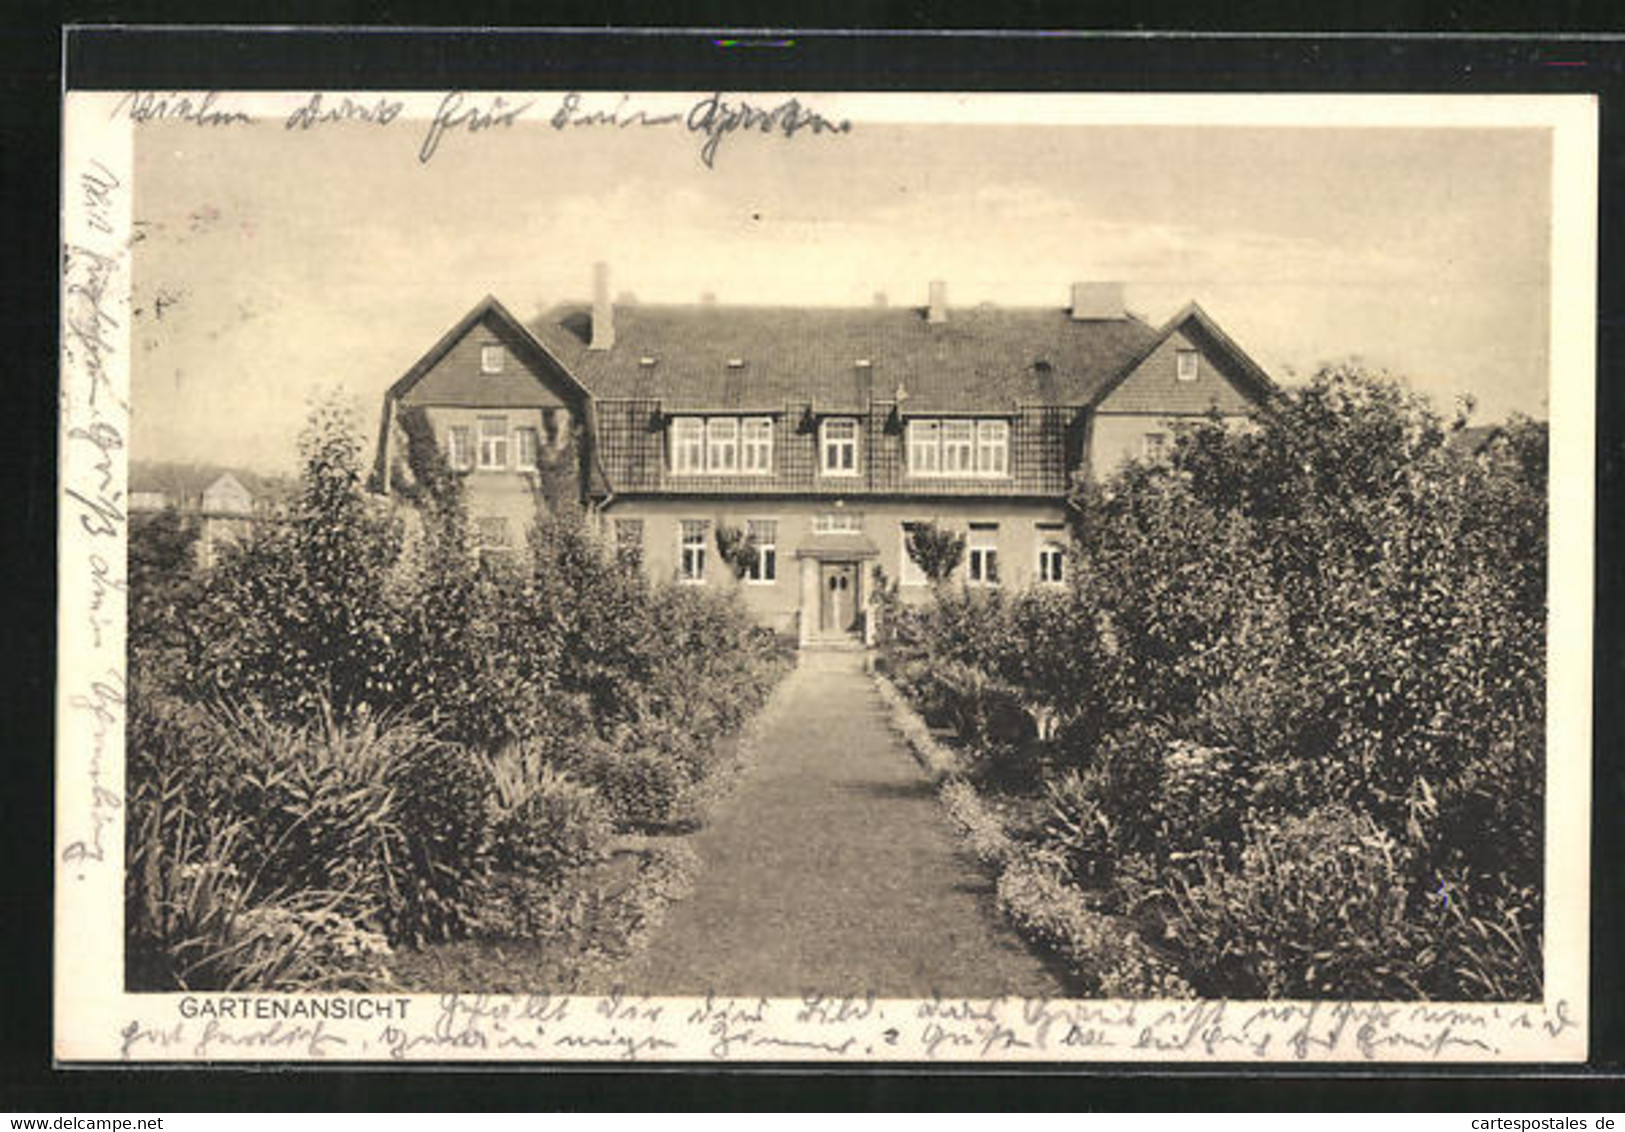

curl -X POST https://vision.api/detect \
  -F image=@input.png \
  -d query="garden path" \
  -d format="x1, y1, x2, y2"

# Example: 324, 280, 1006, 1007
608, 649, 1068, 998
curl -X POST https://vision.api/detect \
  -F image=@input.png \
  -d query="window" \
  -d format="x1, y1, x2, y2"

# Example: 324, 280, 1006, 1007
741, 417, 773, 474
942, 420, 975, 474
967, 522, 999, 586
1037, 525, 1066, 585
907, 421, 940, 474
745, 519, 777, 583
899, 522, 927, 587
1176, 349, 1199, 382
706, 418, 739, 473
672, 416, 773, 475
480, 343, 505, 374
1141, 431, 1171, 461
672, 418, 706, 474
475, 516, 510, 549
478, 416, 508, 470
679, 519, 708, 582
447, 426, 473, 471
906, 417, 1010, 477
613, 518, 644, 567
977, 420, 1009, 476
813, 512, 864, 535
821, 418, 858, 475
514, 426, 539, 470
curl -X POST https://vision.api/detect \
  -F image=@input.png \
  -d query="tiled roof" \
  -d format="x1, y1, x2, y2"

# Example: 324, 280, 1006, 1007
528, 303, 1162, 414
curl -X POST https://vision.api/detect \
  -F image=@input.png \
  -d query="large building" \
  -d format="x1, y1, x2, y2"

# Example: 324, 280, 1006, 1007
374, 266, 1274, 646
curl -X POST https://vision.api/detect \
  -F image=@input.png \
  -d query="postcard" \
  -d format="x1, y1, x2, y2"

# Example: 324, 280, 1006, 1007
58, 84, 1595, 1063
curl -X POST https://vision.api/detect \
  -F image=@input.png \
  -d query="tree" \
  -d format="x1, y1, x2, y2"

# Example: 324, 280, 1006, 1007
905, 520, 965, 586
194, 393, 404, 721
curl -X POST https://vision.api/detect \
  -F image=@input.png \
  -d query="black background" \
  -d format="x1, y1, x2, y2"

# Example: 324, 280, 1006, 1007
7, 15, 1624, 1112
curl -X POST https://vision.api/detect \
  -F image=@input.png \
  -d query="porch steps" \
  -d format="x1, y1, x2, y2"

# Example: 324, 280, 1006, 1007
800, 638, 870, 653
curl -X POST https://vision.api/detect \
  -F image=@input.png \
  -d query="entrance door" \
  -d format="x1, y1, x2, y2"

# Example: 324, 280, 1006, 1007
819, 561, 859, 636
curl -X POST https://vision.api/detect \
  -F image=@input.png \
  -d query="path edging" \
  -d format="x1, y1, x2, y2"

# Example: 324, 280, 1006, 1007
869, 667, 1193, 999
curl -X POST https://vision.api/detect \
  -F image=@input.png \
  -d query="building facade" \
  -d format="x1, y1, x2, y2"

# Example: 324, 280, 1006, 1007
374, 268, 1274, 646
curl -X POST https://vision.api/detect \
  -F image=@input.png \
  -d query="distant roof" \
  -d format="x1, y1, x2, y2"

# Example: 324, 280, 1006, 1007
529, 303, 1164, 413
129, 462, 295, 501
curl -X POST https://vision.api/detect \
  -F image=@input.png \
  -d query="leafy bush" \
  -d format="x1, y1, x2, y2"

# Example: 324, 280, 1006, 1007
489, 745, 614, 879
904, 520, 966, 584
1160, 805, 1424, 999
713, 522, 759, 580
564, 742, 696, 830
191, 396, 404, 722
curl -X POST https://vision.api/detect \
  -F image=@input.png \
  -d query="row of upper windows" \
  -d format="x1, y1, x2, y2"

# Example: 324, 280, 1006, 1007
667, 415, 1013, 478
611, 514, 1066, 588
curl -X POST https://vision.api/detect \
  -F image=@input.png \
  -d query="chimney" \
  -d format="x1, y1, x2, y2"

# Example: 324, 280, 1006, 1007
928, 280, 948, 324
873, 291, 889, 308
590, 261, 615, 350
1070, 281, 1125, 321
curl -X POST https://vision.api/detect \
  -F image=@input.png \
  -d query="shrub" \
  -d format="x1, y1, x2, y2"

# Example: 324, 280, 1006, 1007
489, 745, 614, 880
191, 396, 404, 722
996, 855, 1194, 999
904, 520, 966, 585
129, 695, 494, 976
713, 522, 759, 580
125, 695, 396, 990
565, 742, 696, 830
1160, 805, 1426, 999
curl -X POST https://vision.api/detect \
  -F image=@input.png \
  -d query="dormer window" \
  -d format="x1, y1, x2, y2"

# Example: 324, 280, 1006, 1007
670, 415, 774, 476
480, 343, 506, 374
727, 358, 745, 369
906, 417, 1009, 478
821, 418, 859, 476
706, 417, 739, 473
639, 356, 657, 368
1176, 349, 1199, 382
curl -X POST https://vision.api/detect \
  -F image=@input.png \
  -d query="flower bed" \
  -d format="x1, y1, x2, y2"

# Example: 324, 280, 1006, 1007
876, 368, 1547, 1001
126, 398, 792, 991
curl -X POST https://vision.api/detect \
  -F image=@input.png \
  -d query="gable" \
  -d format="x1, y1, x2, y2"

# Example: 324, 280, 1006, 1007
203, 473, 253, 512
1094, 327, 1260, 416
399, 312, 572, 409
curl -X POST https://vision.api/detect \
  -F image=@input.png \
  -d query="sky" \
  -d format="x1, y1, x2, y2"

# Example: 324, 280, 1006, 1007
130, 104, 1553, 474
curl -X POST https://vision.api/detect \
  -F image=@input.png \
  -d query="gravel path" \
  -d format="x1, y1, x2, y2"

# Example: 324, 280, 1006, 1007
611, 650, 1069, 997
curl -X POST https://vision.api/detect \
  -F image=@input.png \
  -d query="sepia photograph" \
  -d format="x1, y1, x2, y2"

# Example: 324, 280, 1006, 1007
57, 85, 1595, 1063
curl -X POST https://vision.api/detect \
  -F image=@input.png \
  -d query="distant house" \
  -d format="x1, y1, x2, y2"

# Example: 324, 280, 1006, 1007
202, 472, 255, 516
129, 465, 293, 570
374, 266, 1275, 646
196, 473, 258, 568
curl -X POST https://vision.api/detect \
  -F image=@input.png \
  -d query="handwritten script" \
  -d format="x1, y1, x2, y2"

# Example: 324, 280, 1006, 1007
109, 89, 852, 169
112, 992, 1580, 1063
61, 143, 132, 878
